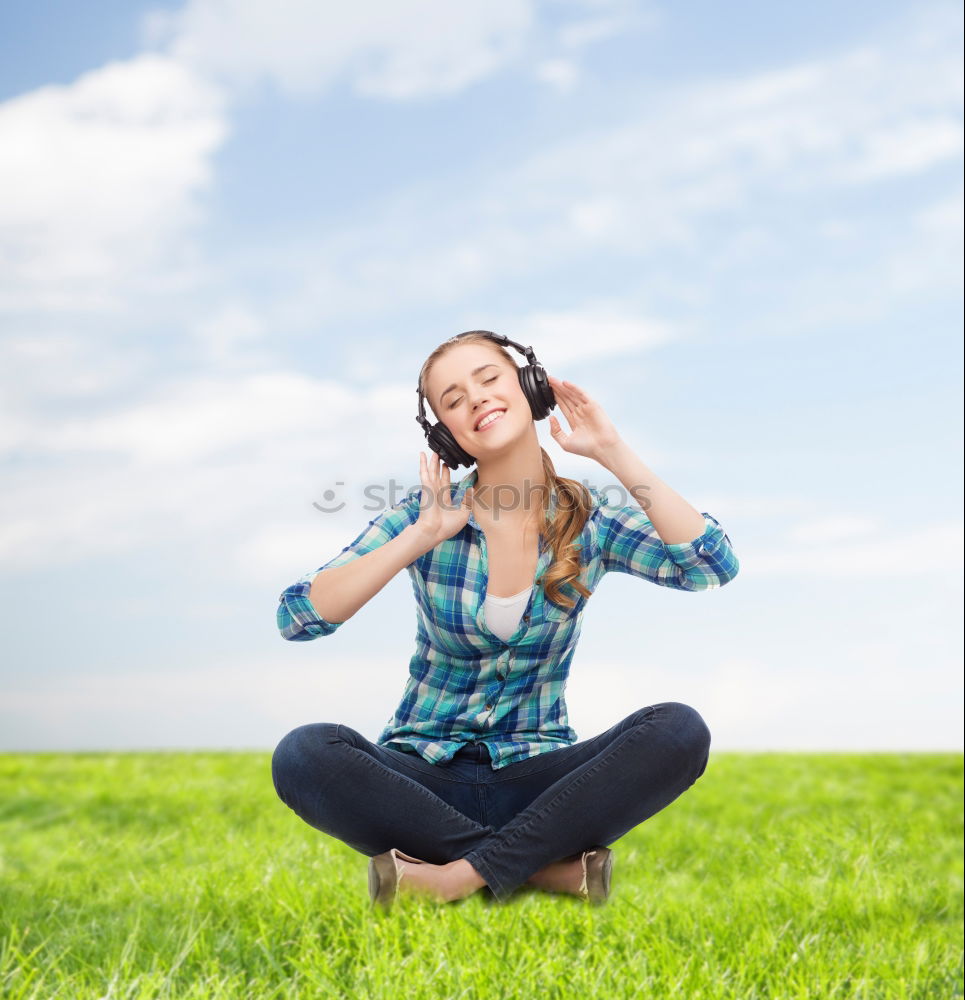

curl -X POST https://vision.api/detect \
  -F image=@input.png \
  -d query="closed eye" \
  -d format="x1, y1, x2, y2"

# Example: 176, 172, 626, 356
448, 374, 498, 410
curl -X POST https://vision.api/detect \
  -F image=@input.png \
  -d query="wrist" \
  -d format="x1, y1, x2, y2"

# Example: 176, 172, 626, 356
593, 437, 629, 471
403, 522, 439, 555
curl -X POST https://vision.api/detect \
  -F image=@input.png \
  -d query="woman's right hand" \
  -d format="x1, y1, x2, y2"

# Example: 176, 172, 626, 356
413, 451, 473, 548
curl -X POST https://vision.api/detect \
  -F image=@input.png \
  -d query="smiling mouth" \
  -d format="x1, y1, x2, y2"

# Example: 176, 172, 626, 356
475, 409, 507, 431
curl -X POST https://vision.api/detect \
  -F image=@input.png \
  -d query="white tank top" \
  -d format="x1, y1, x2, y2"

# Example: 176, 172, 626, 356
484, 585, 533, 641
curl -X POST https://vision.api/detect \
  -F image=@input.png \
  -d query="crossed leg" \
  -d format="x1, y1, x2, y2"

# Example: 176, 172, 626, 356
271, 702, 711, 904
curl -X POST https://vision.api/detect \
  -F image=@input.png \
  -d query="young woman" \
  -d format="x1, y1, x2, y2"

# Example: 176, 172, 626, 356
273, 331, 739, 908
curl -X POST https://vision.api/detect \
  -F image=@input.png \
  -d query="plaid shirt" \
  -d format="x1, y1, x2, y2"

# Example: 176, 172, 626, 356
277, 467, 739, 770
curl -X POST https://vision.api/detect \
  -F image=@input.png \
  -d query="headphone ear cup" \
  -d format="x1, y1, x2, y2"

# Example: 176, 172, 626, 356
429, 421, 475, 470
519, 363, 556, 420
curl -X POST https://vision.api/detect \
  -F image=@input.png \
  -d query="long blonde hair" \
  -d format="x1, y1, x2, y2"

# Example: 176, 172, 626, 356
419, 332, 594, 611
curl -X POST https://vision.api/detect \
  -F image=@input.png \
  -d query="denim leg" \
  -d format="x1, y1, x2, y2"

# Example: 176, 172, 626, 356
462, 702, 711, 902
271, 722, 496, 863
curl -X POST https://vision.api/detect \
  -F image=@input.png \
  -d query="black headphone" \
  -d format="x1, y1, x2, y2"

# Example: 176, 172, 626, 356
415, 330, 558, 470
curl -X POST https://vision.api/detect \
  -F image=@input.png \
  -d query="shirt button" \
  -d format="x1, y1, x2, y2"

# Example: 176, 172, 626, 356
485, 702, 493, 710
523, 615, 529, 622
496, 672, 504, 681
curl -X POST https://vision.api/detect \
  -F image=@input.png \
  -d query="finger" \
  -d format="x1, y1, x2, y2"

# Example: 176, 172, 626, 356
562, 379, 590, 403
549, 374, 574, 397
554, 394, 575, 419
556, 381, 582, 403
554, 382, 582, 408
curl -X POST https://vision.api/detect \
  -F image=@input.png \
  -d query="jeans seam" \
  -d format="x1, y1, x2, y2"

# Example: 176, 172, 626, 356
476, 719, 654, 858
488, 755, 573, 782
380, 747, 569, 784
334, 740, 491, 834
380, 749, 496, 785
487, 705, 657, 785
343, 720, 469, 783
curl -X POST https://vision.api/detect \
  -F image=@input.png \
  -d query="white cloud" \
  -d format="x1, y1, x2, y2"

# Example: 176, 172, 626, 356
745, 518, 965, 579
568, 196, 621, 236
557, 9, 649, 50
0, 53, 228, 312
3, 2, 959, 332
838, 115, 963, 182
914, 190, 964, 235
534, 58, 581, 93
511, 306, 677, 361
236, 522, 351, 585
884, 189, 965, 294
141, 0, 656, 102
786, 514, 878, 545
4, 371, 336, 464
0, 331, 147, 413
145, 0, 536, 100
3, 635, 960, 750
217, 4, 961, 327
0, 656, 407, 750
566, 642, 963, 751
0, 365, 427, 570
190, 301, 269, 366
0, 2, 959, 759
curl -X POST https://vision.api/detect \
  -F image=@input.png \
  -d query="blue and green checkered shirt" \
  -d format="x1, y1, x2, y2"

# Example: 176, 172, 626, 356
277, 467, 739, 770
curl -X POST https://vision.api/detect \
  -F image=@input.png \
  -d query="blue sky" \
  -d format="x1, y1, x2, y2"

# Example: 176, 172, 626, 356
0, 0, 961, 751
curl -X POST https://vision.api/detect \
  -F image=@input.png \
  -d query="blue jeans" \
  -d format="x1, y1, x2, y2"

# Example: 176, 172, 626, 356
271, 701, 711, 903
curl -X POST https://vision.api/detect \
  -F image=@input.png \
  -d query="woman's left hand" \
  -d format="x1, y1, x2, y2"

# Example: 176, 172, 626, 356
546, 375, 623, 462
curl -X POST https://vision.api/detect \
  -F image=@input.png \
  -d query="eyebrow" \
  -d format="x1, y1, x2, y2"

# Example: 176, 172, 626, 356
439, 364, 499, 403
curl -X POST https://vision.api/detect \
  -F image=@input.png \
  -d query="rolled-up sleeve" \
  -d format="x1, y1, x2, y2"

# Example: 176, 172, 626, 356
277, 490, 422, 641
600, 506, 739, 591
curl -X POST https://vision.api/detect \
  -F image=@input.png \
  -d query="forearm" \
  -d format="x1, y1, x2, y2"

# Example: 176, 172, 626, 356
309, 524, 434, 623
595, 438, 707, 545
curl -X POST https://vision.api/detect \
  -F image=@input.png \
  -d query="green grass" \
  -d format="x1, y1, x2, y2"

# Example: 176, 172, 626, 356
0, 752, 961, 999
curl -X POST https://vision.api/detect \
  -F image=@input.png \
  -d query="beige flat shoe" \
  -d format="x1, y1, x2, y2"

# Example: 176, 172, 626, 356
368, 848, 425, 910
578, 846, 613, 904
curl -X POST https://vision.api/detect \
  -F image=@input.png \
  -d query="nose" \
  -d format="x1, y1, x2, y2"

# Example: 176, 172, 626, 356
470, 395, 494, 423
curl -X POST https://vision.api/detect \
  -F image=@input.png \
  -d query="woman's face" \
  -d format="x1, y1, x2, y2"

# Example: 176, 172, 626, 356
428, 344, 528, 450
